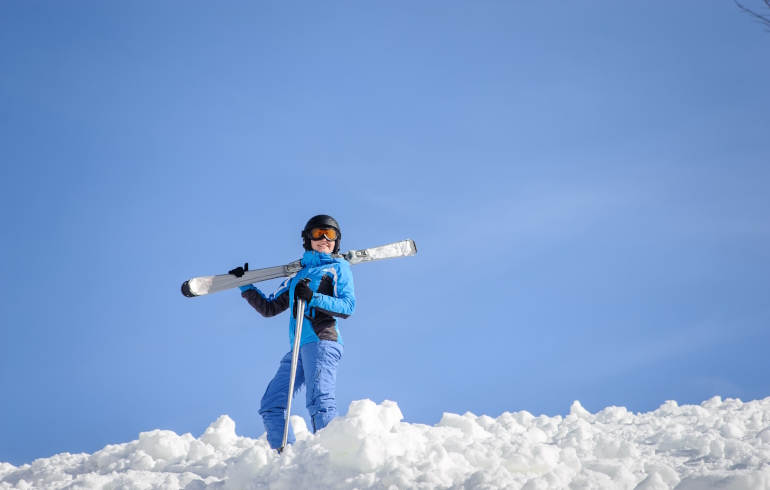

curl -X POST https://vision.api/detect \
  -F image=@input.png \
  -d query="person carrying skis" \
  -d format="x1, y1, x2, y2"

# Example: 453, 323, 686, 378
229, 215, 354, 451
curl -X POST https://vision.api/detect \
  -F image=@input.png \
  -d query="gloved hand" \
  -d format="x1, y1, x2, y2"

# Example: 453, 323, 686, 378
229, 263, 248, 278
293, 278, 313, 317
294, 279, 313, 303
239, 285, 255, 293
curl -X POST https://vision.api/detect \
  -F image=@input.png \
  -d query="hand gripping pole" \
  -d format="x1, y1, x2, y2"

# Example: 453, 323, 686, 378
280, 292, 307, 452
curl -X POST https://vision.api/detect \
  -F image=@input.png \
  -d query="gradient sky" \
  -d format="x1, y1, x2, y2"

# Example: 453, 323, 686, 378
1, 0, 769, 466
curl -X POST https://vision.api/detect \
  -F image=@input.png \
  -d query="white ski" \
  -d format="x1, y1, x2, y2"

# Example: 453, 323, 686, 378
181, 239, 417, 297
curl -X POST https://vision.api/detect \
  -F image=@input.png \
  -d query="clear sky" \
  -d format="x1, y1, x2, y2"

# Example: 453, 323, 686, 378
1, 0, 768, 466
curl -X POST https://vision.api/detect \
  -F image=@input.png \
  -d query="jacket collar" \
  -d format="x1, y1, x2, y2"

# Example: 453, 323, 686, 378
301, 250, 336, 267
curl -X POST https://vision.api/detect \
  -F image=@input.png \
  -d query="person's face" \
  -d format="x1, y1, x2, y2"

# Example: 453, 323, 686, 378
311, 237, 335, 254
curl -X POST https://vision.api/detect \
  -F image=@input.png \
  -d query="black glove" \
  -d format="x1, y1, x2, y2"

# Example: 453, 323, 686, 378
228, 263, 248, 278
295, 278, 313, 303
293, 278, 313, 317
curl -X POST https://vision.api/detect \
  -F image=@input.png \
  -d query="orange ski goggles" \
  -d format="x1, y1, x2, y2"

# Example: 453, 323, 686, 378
307, 227, 339, 241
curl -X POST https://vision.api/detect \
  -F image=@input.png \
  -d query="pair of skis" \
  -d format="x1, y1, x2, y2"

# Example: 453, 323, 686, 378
181, 239, 417, 297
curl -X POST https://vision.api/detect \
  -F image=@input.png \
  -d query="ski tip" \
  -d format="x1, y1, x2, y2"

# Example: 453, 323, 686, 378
181, 281, 197, 298
409, 239, 417, 254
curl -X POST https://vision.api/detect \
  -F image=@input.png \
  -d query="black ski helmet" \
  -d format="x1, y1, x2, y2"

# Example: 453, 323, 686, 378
302, 215, 342, 254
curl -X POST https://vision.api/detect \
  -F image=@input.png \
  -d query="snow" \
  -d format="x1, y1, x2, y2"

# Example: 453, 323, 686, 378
346, 240, 417, 265
3, 396, 770, 490
187, 276, 215, 296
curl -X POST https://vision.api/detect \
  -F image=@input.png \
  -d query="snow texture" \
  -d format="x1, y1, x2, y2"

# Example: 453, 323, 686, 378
3, 396, 770, 489
187, 276, 214, 295
346, 240, 416, 265
364, 240, 415, 261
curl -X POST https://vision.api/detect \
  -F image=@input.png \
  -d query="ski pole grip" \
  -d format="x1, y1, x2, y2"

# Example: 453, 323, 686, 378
293, 278, 311, 318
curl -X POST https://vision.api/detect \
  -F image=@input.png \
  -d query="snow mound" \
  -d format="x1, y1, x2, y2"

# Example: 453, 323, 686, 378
3, 397, 770, 489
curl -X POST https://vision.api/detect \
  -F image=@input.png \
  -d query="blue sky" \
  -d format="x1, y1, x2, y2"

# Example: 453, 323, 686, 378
1, 0, 769, 466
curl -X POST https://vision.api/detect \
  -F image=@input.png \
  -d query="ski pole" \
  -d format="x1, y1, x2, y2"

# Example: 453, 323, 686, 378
280, 286, 308, 452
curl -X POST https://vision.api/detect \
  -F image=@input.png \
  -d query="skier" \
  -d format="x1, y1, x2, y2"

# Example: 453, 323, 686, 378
229, 215, 355, 451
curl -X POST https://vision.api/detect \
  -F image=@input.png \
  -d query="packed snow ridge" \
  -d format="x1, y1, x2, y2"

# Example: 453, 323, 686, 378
3, 397, 770, 490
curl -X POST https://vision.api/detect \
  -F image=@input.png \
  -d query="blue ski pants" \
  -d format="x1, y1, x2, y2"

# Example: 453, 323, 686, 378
259, 340, 343, 449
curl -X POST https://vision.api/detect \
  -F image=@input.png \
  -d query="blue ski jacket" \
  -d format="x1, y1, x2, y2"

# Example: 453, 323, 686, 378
241, 250, 355, 349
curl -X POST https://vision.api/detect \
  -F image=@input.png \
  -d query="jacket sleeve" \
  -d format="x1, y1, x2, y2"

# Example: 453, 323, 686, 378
310, 263, 355, 318
241, 278, 291, 318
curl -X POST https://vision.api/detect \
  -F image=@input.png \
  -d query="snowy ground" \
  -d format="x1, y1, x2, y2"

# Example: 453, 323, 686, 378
3, 396, 770, 490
